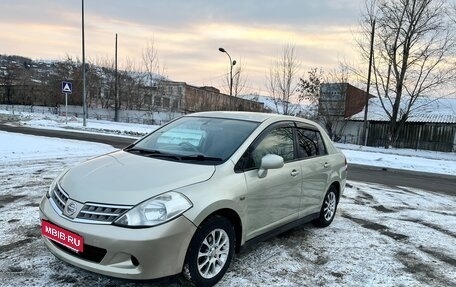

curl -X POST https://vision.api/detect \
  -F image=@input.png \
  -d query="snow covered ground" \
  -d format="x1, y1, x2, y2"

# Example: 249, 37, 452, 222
2, 108, 455, 176
337, 143, 456, 176
0, 132, 455, 286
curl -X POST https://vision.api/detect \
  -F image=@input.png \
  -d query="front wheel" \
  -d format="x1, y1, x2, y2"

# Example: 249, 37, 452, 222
313, 186, 338, 227
183, 216, 235, 287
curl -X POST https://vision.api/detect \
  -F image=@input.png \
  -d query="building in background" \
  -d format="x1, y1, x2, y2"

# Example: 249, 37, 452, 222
344, 98, 456, 152
319, 83, 373, 118
317, 83, 373, 141
319, 83, 456, 152
143, 81, 265, 113
0, 55, 265, 119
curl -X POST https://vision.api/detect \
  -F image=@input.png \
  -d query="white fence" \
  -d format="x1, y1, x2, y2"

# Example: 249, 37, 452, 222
0, 105, 183, 125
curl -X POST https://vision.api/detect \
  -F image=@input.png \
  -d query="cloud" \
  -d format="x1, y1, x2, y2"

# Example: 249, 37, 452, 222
0, 0, 364, 94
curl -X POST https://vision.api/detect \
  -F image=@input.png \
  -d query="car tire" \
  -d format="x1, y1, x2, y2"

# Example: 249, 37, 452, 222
183, 216, 235, 287
313, 185, 338, 227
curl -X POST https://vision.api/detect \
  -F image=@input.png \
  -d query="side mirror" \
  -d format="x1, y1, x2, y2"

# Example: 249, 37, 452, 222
258, 154, 284, 178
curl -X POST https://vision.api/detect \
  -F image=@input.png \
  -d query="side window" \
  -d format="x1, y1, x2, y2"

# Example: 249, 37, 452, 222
296, 128, 327, 158
297, 129, 318, 158
250, 127, 294, 169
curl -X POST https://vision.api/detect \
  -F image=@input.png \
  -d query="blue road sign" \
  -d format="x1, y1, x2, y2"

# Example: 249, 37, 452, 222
62, 81, 73, 94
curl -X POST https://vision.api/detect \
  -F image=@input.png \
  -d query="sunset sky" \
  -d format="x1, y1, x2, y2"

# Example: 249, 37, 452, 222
0, 0, 365, 94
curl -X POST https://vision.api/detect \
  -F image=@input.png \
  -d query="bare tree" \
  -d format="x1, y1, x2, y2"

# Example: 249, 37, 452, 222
0, 55, 34, 106
298, 66, 351, 140
120, 57, 142, 110
359, 0, 456, 147
0, 62, 19, 104
141, 40, 166, 104
220, 58, 250, 110
45, 56, 83, 107
222, 58, 249, 98
266, 43, 301, 115
91, 56, 116, 109
142, 41, 160, 83
298, 67, 324, 116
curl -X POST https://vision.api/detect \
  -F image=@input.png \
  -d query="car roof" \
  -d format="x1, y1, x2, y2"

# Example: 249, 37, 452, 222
187, 111, 314, 124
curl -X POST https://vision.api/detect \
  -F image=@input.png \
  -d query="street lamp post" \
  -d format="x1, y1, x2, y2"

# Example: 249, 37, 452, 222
218, 48, 236, 99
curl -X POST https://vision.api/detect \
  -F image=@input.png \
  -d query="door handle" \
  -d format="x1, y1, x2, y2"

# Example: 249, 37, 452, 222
323, 162, 329, 168
290, 169, 300, 177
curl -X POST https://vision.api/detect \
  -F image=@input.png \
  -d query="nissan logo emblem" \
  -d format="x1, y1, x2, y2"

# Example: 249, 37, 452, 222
66, 202, 77, 215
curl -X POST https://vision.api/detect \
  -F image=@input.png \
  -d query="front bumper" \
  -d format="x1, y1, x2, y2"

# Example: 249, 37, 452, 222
39, 196, 197, 280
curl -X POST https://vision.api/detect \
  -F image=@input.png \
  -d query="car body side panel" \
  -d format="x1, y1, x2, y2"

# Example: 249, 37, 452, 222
243, 161, 302, 240
299, 156, 331, 217
180, 162, 247, 242
328, 152, 347, 197
313, 152, 347, 208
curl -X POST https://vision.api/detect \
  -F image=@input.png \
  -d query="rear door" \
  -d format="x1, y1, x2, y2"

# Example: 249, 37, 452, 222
295, 123, 332, 216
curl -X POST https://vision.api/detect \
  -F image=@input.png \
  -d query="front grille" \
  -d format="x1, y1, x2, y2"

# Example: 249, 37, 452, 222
50, 185, 69, 212
76, 203, 130, 223
50, 240, 107, 263
49, 184, 131, 224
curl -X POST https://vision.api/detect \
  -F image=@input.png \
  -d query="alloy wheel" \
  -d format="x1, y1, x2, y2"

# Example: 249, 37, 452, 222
197, 228, 230, 279
323, 191, 337, 221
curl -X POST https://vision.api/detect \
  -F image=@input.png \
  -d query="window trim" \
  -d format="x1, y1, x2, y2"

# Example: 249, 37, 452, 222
235, 121, 330, 172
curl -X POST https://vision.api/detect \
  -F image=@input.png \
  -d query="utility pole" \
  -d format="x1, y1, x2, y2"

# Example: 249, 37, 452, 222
82, 0, 87, 126
114, 33, 119, 122
363, 19, 375, 146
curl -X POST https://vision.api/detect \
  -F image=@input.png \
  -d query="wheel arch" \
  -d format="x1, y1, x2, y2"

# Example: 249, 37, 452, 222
329, 181, 341, 203
199, 208, 243, 253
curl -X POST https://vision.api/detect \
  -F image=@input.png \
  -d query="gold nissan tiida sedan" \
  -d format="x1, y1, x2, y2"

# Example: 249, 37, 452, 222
40, 111, 347, 286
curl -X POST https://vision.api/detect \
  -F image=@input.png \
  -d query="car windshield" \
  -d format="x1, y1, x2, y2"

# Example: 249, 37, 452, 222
127, 116, 260, 164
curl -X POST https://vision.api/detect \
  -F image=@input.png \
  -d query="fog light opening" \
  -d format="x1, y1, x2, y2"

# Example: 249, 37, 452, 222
131, 256, 139, 267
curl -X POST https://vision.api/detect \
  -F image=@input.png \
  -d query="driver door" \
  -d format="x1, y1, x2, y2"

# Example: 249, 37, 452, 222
240, 123, 302, 240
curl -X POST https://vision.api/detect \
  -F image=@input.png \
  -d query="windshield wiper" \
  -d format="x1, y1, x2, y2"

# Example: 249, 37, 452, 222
124, 147, 161, 154
148, 153, 182, 160
125, 147, 184, 160
180, 154, 224, 162
125, 148, 222, 162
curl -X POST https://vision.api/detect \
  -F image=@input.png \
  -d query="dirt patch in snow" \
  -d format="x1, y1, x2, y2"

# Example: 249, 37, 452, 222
0, 194, 26, 205
341, 213, 409, 241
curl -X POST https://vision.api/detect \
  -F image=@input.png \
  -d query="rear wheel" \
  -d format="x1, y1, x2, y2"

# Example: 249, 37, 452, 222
313, 186, 338, 227
183, 216, 235, 287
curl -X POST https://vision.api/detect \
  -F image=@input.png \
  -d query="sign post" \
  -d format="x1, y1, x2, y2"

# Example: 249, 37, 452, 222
61, 81, 73, 124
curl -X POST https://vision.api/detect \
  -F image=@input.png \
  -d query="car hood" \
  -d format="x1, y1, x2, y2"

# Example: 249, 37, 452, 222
59, 150, 216, 205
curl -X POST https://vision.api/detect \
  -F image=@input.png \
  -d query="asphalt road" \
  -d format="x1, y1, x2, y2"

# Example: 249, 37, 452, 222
1, 124, 455, 196
0, 124, 135, 148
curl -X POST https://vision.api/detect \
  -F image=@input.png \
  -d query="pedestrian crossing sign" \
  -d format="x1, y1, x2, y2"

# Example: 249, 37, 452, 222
62, 81, 72, 94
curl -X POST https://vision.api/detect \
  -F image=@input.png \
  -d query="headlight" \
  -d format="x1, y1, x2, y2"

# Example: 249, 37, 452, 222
114, 191, 192, 227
